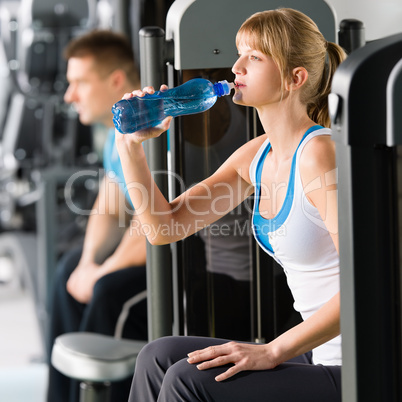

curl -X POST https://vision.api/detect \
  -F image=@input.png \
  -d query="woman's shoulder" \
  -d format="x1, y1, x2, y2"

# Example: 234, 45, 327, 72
299, 133, 336, 182
236, 134, 268, 157
301, 132, 335, 160
220, 134, 268, 184
229, 134, 268, 165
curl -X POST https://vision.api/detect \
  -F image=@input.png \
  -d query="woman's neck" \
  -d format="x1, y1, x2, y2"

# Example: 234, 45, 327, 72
257, 102, 315, 160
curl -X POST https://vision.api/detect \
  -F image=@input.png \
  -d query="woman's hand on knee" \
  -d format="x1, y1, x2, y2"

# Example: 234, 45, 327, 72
187, 341, 277, 382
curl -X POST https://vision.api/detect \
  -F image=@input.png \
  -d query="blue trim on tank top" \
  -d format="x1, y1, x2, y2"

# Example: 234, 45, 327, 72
252, 125, 323, 253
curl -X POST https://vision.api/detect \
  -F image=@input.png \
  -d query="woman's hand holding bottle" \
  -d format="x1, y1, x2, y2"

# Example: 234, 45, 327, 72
115, 84, 173, 145
113, 78, 233, 135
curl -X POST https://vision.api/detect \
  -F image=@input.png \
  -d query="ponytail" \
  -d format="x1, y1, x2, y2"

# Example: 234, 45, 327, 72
308, 41, 347, 127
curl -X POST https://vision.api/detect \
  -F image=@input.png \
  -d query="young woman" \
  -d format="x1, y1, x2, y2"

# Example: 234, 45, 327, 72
116, 8, 346, 402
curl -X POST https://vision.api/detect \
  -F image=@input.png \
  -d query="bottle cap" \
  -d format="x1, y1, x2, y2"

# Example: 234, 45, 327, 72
213, 80, 235, 97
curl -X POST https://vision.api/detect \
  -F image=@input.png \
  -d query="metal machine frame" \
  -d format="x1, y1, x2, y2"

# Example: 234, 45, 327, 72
331, 33, 402, 401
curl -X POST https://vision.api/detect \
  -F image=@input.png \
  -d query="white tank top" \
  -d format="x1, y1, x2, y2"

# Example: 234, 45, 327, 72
250, 126, 342, 366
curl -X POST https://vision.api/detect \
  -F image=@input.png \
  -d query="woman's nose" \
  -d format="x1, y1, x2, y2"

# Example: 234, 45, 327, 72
232, 58, 244, 76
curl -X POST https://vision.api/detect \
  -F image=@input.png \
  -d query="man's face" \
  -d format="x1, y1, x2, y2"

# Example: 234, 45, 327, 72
64, 55, 116, 127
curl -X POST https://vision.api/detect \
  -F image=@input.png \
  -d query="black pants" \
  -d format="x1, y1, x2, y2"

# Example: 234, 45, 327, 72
47, 247, 147, 402
128, 336, 341, 402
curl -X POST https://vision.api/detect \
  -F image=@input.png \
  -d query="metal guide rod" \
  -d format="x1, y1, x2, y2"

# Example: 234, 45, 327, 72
386, 57, 402, 399
139, 26, 173, 340
338, 19, 365, 54
386, 58, 402, 146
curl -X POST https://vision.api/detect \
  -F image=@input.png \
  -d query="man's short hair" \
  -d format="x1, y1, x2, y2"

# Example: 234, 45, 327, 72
64, 30, 139, 85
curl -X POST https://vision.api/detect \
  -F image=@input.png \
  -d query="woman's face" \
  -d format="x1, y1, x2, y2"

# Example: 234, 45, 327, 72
231, 40, 283, 110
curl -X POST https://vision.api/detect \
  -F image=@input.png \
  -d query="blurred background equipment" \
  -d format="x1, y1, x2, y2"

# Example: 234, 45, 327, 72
0, 0, 99, 349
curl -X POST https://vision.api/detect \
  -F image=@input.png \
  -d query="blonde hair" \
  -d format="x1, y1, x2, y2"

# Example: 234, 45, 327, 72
236, 8, 346, 127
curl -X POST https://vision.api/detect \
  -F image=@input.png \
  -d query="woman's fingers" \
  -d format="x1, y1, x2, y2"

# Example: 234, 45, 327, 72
115, 116, 173, 145
122, 84, 168, 100
195, 354, 232, 370
197, 357, 242, 382
187, 342, 234, 364
158, 116, 173, 131
187, 342, 242, 382
187, 342, 241, 367
189, 343, 245, 382
142, 86, 156, 94
215, 365, 242, 382
187, 342, 275, 382
121, 86, 156, 100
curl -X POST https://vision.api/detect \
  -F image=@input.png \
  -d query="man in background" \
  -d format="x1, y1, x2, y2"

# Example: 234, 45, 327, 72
47, 30, 147, 402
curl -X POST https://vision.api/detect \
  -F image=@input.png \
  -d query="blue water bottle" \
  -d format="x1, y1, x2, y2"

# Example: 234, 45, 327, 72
112, 78, 234, 134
